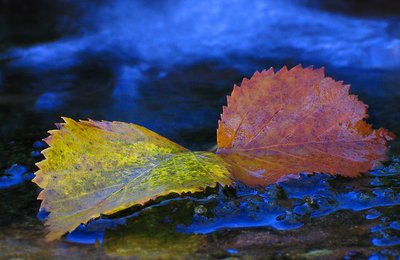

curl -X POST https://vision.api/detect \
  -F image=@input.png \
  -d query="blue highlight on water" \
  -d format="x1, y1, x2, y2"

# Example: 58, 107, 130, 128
1, 0, 400, 120
226, 248, 239, 254
365, 209, 382, 220
0, 164, 34, 188
0, 140, 49, 189
64, 158, 400, 249
66, 225, 105, 245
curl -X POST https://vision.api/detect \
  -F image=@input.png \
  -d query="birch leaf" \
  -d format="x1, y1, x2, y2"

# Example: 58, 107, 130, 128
217, 65, 394, 187
34, 118, 231, 241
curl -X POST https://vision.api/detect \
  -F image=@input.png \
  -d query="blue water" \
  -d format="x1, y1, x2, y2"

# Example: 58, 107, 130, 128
0, 164, 33, 188
0, 0, 399, 258
1, 1, 400, 131
63, 158, 400, 250
4, 0, 400, 72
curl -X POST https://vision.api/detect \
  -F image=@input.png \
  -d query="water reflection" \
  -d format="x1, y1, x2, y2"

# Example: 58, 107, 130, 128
63, 157, 400, 257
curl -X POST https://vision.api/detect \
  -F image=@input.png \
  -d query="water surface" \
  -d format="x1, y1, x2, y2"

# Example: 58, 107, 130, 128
0, 0, 399, 258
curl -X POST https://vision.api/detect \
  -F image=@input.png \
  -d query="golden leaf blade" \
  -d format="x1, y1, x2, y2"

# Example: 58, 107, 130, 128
34, 118, 232, 241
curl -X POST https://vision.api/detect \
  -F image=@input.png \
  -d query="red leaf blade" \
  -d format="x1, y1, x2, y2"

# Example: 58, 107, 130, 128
217, 65, 394, 187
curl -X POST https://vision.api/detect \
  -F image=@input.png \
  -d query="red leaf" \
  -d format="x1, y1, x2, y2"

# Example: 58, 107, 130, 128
217, 65, 394, 187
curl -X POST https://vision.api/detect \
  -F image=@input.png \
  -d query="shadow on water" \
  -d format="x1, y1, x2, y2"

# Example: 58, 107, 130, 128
0, 0, 400, 258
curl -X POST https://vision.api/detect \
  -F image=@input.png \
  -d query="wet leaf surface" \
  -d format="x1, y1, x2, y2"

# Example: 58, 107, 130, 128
217, 66, 394, 187
34, 118, 231, 240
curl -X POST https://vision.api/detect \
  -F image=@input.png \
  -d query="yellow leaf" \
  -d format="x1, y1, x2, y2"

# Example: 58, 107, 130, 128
33, 118, 232, 241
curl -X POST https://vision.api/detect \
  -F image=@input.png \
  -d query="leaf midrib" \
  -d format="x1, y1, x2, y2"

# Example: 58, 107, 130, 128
227, 139, 374, 152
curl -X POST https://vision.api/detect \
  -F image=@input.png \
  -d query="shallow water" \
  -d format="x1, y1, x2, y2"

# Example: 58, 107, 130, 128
0, 0, 399, 259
